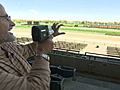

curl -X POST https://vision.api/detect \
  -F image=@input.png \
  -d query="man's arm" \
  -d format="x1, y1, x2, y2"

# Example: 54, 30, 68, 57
0, 56, 50, 90
0, 36, 53, 90
16, 42, 37, 59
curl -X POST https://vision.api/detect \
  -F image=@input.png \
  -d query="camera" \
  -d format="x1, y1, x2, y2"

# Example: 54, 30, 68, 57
32, 25, 54, 42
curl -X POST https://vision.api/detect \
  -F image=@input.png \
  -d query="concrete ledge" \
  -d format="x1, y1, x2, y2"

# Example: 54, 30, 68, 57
49, 53, 120, 80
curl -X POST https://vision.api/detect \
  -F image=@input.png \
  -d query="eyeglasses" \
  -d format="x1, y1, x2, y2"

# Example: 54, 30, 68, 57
0, 15, 11, 21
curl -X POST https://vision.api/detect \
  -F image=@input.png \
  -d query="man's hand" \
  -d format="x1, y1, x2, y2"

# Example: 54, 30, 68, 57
36, 35, 54, 54
52, 23, 65, 37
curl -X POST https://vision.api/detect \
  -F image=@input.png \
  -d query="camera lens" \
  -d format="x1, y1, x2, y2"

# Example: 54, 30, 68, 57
48, 25, 54, 35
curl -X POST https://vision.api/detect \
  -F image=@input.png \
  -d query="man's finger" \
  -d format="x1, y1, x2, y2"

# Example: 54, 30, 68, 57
56, 24, 64, 30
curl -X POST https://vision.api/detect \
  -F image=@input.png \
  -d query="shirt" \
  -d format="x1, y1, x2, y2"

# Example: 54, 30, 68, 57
0, 42, 50, 90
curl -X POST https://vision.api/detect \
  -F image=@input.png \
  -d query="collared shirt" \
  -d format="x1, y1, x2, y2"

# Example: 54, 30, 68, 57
0, 42, 50, 90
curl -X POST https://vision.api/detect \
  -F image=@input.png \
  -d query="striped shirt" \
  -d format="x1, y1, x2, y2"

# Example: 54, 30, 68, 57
0, 42, 50, 90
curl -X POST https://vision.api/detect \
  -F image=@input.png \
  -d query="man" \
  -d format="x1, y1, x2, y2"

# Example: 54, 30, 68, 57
0, 4, 65, 90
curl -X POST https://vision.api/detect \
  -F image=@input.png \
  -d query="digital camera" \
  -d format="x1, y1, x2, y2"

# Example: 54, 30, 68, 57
32, 25, 54, 42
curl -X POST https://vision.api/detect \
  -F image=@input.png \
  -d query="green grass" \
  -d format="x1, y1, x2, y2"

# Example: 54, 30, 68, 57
14, 22, 53, 29
14, 25, 32, 28
60, 27, 120, 35
14, 23, 120, 35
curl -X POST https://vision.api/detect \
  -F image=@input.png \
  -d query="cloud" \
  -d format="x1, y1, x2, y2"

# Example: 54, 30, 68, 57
29, 10, 39, 14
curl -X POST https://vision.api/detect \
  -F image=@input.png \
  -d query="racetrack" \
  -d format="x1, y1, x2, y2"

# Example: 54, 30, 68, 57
12, 28, 120, 54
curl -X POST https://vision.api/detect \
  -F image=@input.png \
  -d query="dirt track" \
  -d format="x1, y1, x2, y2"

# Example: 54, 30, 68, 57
12, 28, 120, 54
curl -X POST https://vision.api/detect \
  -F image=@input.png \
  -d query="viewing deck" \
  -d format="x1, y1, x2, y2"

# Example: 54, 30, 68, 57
63, 73, 120, 90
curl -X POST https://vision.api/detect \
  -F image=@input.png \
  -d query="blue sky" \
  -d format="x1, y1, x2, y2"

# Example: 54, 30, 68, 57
1, 0, 120, 22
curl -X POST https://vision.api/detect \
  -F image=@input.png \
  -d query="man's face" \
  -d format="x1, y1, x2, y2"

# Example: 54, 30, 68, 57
0, 4, 15, 42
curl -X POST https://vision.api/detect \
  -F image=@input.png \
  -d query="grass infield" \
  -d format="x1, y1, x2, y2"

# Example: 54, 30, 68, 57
14, 24, 120, 35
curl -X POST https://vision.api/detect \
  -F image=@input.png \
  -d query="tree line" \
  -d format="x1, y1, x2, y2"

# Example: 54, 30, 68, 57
13, 19, 120, 26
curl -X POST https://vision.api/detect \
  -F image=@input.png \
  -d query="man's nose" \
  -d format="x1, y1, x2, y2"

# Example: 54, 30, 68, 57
10, 20, 15, 26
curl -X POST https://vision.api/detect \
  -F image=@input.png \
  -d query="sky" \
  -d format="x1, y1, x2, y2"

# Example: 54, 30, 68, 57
1, 0, 120, 22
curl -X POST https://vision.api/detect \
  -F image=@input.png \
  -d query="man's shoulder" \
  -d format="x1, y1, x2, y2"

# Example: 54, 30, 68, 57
0, 42, 18, 52
1, 42, 17, 46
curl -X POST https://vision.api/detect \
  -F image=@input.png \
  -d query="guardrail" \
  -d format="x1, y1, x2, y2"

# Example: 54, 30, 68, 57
84, 52, 120, 63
